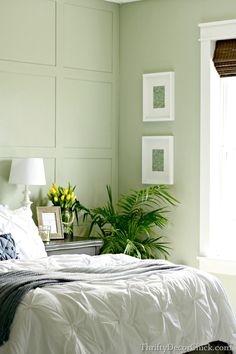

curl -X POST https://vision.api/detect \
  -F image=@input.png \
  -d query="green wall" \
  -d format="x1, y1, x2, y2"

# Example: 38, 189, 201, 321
119, 0, 236, 312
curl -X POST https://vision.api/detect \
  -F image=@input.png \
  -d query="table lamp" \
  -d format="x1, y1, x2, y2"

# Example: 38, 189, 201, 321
9, 158, 46, 208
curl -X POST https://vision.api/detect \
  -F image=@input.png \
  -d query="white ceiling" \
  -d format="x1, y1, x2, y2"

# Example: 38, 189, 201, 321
105, 0, 141, 3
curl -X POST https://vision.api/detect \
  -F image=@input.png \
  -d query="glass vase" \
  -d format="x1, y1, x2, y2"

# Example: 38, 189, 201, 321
61, 208, 74, 239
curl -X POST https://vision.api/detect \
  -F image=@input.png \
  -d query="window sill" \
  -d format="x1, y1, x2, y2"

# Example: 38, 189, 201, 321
197, 256, 236, 276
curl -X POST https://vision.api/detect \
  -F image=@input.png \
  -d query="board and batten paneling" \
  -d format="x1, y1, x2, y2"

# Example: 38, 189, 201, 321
0, 0, 55, 65
63, 3, 113, 72
0, 71, 56, 148
58, 158, 112, 206
61, 78, 112, 149
0, 0, 119, 213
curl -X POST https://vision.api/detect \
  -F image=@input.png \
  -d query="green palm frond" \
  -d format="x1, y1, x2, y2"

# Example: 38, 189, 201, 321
118, 185, 178, 214
76, 184, 178, 259
141, 236, 171, 259
99, 231, 171, 259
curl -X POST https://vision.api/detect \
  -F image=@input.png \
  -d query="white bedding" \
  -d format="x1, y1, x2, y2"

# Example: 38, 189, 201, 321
0, 253, 235, 354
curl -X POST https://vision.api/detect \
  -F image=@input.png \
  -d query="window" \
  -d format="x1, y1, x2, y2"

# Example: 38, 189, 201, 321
199, 20, 236, 273
210, 72, 236, 258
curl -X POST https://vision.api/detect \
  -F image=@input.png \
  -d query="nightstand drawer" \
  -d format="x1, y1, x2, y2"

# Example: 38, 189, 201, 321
45, 239, 103, 256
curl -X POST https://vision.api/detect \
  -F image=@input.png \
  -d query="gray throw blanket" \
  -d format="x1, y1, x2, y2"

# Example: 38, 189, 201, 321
0, 261, 183, 346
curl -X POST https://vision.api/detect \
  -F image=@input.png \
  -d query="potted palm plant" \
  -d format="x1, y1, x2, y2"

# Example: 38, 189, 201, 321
76, 185, 178, 259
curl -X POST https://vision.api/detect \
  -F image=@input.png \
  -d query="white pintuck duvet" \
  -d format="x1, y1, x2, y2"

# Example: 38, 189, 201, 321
0, 253, 235, 354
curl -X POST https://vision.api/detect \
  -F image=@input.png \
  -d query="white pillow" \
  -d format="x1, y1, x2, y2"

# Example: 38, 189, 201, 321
0, 205, 47, 259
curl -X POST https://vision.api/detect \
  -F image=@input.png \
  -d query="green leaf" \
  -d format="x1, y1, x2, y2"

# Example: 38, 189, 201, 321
78, 184, 179, 259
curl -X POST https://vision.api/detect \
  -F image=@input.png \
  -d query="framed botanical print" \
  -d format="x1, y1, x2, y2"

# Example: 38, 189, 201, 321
142, 136, 174, 184
143, 72, 175, 121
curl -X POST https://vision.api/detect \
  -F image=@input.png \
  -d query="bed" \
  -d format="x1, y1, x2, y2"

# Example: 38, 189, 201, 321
0, 205, 235, 354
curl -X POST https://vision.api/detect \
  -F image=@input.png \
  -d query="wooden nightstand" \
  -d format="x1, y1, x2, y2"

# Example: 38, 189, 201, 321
45, 237, 103, 256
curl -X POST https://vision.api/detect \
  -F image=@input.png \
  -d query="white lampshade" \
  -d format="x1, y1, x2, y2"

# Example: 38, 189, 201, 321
9, 158, 46, 186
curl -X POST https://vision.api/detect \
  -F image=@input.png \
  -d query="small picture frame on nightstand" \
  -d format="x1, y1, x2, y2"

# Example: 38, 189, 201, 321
37, 206, 64, 240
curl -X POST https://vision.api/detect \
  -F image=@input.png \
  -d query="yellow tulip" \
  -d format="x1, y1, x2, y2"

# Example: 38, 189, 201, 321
53, 183, 58, 191
48, 183, 77, 207
50, 187, 56, 195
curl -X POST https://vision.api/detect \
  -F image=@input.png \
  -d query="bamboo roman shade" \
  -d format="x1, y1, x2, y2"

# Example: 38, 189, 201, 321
213, 39, 236, 77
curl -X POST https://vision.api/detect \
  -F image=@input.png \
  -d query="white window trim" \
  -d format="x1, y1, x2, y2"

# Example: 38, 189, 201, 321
199, 19, 236, 275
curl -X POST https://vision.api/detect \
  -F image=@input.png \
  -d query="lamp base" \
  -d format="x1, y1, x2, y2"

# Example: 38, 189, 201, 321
22, 185, 33, 208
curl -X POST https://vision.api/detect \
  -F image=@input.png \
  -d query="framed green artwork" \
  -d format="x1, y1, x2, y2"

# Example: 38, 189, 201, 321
143, 72, 175, 121
142, 136, 174, 184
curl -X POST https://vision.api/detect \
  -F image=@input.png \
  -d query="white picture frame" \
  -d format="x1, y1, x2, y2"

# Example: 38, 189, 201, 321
142, 136, 174, 184
143, 72, 175, 122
